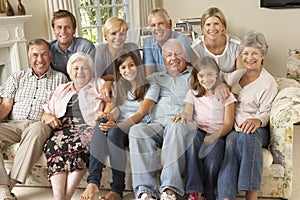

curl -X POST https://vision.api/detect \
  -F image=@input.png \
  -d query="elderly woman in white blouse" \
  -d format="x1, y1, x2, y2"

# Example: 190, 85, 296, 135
217, 30, 278, 200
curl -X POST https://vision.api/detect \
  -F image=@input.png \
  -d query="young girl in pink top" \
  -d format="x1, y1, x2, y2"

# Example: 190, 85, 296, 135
172, 56, 236, 200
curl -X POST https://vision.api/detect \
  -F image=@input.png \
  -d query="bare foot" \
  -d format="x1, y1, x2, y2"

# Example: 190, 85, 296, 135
80, 183, 99, 200
102, 191, 122, 200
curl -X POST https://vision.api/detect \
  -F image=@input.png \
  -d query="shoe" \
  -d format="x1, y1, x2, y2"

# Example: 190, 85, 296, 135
137, 193, 156, 200
160, 191, 177, 200
186, 192, 201, 200
0, 185, 17, 200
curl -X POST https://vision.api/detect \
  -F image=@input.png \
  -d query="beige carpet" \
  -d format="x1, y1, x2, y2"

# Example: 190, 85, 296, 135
11, 186, 278, 200
11, 187, 135, 200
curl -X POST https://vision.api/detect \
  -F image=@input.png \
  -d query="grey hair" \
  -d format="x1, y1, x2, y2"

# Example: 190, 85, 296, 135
239, 30, 269, 56
66, 52, 94, 75
162, 38, 187, 59
148, 8, 171, 23
27, 38, 51, 57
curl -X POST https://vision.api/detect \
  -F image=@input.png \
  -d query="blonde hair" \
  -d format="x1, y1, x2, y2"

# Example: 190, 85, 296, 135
201, 7, 227, 32
103, 17, 128, 35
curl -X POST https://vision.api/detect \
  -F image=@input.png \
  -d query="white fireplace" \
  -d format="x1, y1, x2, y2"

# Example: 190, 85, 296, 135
0, 15, 32, 85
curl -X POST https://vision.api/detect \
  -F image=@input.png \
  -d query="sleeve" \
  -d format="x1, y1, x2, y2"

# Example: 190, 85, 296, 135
94, 44, 106, 77
225, 92, 237, 106
42, 88, 59, 114
256, 78, 278, 127
143, 37, 156, 67
82, 39, 96, 61
0, 73, 19, 98
144, 83, 160, 103
184, 89, 195, 104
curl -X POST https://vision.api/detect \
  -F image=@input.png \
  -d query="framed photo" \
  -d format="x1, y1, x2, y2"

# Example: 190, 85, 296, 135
175, 22, 189, 32
140, 27, 151, 36
174, 27, 184, 32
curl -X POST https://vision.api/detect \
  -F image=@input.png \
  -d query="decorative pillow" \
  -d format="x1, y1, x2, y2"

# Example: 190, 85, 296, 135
287, 49, 300, 82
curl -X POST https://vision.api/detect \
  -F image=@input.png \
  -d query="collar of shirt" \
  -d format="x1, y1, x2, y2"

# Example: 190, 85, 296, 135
159, 66, 192, 77
29, 67, 54, 79
54, 37, 76, 54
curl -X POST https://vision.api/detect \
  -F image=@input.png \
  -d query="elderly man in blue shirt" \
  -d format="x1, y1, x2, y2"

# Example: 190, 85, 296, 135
129, 39, 195, 200
49, 10, 95, 79
143, 8, 191, 76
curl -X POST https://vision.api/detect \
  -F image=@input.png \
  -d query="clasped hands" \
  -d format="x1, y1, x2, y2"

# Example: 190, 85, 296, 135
95, 111, 117, 132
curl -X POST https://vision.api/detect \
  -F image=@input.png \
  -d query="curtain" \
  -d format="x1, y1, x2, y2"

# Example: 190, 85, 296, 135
46, 0, 79, 39
129, 0, 156, 46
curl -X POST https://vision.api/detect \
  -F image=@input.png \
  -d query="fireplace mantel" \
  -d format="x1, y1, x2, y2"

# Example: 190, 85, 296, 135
0, 15, 32, 84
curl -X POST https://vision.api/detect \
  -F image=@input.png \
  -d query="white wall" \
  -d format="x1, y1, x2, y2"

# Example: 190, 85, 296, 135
163, 0, 300, 77
7, 0, 50, 41
8, 0, 300, 77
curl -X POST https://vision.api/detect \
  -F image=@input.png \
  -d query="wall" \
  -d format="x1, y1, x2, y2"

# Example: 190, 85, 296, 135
5, 0, 50, 41
4, 0, 300, 76
162, 0, 300, 77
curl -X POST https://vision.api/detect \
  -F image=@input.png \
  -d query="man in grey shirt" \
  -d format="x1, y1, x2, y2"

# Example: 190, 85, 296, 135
49, 10, 95, 78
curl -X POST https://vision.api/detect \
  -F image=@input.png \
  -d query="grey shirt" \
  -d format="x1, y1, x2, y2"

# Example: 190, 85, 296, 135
147, 67, 191, 126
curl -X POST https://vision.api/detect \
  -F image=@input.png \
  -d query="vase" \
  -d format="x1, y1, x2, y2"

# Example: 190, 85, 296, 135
5, 0, 14, 16
17, 0, 26, 15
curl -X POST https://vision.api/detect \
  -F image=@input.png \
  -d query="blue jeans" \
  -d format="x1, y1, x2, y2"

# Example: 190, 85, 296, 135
186, 129, 225, 200
88, 119, 129, 196
217, 127, 270, 200
129, 121, 196, 199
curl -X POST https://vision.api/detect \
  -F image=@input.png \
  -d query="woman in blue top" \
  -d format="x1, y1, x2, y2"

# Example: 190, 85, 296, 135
80, 51, 160, 200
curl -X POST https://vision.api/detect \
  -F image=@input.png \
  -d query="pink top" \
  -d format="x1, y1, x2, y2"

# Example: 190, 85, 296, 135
43, 78, 105, 126
185, 89, 237, 134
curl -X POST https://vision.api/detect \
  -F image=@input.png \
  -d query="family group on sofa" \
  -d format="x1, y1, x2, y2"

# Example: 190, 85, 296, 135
0, 6, 278, 200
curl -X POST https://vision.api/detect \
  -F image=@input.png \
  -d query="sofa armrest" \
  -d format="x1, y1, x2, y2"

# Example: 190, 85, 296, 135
270, 78, 300, 166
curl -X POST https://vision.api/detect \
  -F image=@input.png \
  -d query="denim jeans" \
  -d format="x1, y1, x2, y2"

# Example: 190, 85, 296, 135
88, 119, 129, 196
186, 129, 225, 200
217, 127, 270, 200
129, 121, 196, 199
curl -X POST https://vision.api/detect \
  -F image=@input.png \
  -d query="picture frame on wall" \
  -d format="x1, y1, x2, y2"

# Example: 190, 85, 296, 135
174, 27, 184, 32
175, 22, 189, 32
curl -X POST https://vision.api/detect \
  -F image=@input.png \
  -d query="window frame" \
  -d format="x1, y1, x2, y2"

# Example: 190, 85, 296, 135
76, 0, 130, 45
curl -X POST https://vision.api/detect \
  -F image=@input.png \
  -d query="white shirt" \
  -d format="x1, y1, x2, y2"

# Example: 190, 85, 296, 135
191, 34, 240, 73
224, 68, 278, 131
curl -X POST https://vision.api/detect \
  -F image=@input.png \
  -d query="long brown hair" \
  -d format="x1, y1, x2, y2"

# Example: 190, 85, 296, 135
113, 51, 150, 106
190, 56, 222, 97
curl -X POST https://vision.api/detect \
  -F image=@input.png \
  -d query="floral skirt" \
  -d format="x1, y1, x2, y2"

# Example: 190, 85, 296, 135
43, 116, 94, 179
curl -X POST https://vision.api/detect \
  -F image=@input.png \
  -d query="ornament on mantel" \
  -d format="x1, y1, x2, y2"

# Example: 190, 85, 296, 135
17, 0, 26, 15
5, 0, 14, 16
